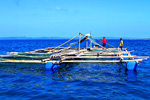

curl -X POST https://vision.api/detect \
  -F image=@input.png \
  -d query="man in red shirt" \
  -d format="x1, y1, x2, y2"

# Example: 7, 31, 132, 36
100, 37, 110, 49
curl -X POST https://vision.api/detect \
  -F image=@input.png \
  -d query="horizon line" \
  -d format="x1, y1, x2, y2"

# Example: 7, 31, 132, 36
0, 36, 150, 40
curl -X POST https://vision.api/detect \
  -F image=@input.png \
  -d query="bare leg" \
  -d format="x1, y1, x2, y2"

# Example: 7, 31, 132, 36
120, 46, 122, 51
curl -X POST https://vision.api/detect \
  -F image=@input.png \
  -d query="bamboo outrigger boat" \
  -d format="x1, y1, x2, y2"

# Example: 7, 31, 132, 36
0, 33, 149, 71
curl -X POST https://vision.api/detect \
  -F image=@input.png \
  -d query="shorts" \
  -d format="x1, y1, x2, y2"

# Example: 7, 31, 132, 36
103, 43, 106, 47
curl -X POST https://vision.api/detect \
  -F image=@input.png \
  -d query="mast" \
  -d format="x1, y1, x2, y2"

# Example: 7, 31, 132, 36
86, 39, 88, 49
90, 31, 92, 48
79, 33, 81, 52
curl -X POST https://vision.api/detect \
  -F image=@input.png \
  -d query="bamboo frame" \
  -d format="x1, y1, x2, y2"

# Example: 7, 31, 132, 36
0, 33, 149, 65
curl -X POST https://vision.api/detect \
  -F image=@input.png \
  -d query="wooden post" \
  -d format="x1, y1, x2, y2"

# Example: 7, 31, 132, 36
79, 33, 81, 52
90, 31, 92, 48
86, 39, 88, 49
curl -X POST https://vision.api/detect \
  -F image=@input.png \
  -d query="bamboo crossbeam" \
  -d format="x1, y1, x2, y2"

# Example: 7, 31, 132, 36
82, 51, 129, 55
0, 57, 146, 64
59, 59, 144, 63
91, 48, 127, 50
79, 53, 120, 56
61, 60, 120, 63
62, 55, 138, 59
135, 56, 149, 59
17, 52, 53, 55
0, 59, 42, 63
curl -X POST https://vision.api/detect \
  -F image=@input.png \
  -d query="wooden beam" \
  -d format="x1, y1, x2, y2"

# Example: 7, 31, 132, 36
61, 60, 121, 63
79, 33, 81, 52
0, 58, 145, 64
60, 59, 143, 63
0, 59, 43, 63
62, 55, 138, 59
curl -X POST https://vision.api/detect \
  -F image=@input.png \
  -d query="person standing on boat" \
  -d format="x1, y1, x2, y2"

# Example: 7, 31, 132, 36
100, 37, 110, 49
120, 38, 123, 50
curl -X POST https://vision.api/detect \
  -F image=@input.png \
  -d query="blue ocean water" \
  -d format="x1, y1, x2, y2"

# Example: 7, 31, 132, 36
0, 39, 150, 100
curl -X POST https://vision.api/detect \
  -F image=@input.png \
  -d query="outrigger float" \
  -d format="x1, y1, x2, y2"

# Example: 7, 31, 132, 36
0, 33, 149, 71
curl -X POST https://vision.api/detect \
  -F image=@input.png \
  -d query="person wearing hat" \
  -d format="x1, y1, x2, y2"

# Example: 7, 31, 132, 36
120, 38, 123, 50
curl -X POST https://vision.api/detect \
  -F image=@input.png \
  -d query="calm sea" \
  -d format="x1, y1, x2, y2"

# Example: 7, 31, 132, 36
0, 39, 150, 100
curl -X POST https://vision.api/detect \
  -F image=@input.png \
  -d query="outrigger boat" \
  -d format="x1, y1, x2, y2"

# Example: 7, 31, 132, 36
0, 33, 149, 71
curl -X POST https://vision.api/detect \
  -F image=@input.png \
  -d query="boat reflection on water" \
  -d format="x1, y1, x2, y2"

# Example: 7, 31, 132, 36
125, 70, 137, 82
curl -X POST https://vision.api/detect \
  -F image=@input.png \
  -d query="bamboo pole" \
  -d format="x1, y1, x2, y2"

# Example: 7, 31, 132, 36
0, 59, 42, 63
0, 57, 147, 64
61, 55, 149, 60
59, 59, 144, 63
50, 34, 79, 52
86, 39, 88, 49
90, 32, 92, 48
62, 60, 121, 63
62, 55, 138, 59
79, 33, 81, 52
